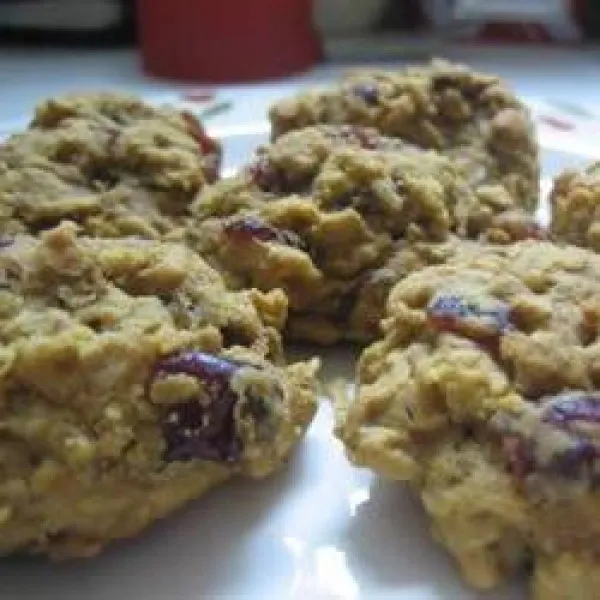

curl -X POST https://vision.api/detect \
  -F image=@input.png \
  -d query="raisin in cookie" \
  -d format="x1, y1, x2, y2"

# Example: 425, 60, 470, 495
188, 124, 535, 344
550, 161, 600, 251
270, 59, 539, 212
336, 240, 600, 599
0, 93, 220, 239
0, 223, 317, 559
351, 217, 546, 340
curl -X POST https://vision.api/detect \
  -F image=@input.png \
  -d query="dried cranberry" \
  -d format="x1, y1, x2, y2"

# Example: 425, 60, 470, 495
352, 84, 380, 106
501, 431, 598, 481
520, 223, 548, 241
496, 218, 548, 242
335, 125, 382, 150
502, 435, 535, 479
248, 155, 313, 195
550, 439, 597, 477
248, 156, 282, 192
543, 392, 600, 425
224, 217, 306, 251
224, 217, 279, 243
497, 391, 600, 482
180, 111, 222, 182
427, 294, 512, 338
153, 351, 243, 463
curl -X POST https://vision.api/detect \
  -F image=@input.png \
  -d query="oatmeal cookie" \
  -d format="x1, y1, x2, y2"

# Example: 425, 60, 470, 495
188, 124, 535, 344
0, 93, 220, 239
336, 240, 600, 599
0, 222, 317, 558
550, 161, 600, 251
270, 59, 539, 211
352, 214, 546, 340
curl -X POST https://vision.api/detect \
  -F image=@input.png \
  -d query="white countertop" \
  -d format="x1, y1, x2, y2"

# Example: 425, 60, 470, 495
2, 44, 600, 132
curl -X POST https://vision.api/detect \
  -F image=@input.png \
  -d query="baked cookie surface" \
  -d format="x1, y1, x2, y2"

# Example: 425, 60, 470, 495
550, 161, 600, 251
270, 59, 539, 212
188, 124, 536, 344
336, 240, 600, 599
0, 223, 317, 558
0, 93, 220, 239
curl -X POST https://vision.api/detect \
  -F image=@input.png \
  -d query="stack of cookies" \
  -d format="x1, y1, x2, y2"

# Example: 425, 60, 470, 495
0, 60, 598, 600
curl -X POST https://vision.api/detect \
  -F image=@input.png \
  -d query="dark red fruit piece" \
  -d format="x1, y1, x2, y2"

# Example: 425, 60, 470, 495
248, 155, 314, 195
543, 392, 600, 425
519, 222, 548, 241
331, 125, 382, 150
154, 351, 243, 463
499, 391, 600, 482
248, 156, 282, 192
549, 439, 597, 477
224, 216, 306, 251
502, 435, 535, 479
496, 218, 548, 242
352, 84, 380, 106
427, 294, 512, 337
501, 431, 598, 481
180, 111, 222, 183
224, 217, 280, 243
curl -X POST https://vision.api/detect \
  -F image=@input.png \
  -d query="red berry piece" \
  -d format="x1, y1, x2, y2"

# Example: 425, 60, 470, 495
351, 84, 380, 106
224, 216, 279, 243
427, 294, 512, 338
502, 435, 535, 479
180, 111, 222, 183
543, 392, 600, 425
224, 217, 306, 251
153, 351, 243, 463
497, 392, 600, 482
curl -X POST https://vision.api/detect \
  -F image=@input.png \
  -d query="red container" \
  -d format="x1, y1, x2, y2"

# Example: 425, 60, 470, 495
137, 0, 322, 82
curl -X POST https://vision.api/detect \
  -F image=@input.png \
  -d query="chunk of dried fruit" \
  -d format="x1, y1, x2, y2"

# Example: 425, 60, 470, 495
153, 351, 243, 463
224, 216, 306, 250
180, 111, 221, 183
427, 293, 513, 340
248, 155, 312, 194
351, 84, 380, 106
496, 392, 600, 482
543, 392, 600, 425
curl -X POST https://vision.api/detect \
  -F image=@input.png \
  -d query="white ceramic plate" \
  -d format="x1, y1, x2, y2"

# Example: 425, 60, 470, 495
0, 124, 595, 600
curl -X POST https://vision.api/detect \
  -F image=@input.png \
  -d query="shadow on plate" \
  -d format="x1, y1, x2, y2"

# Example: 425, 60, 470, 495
0, 439, 314, 600
338, 478, 527, 600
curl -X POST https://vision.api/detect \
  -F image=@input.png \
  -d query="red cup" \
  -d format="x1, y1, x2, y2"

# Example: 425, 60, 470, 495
137, 0, 323, 82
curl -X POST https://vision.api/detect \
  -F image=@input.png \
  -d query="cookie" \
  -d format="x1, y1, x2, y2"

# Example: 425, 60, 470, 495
188, 124, 536, 344
336, 240, 600, 598
270, 59, 539, 211
550, 162, 600, 251
0, 223, 317, 558
0, 93, 220, 239
352, 217, 546, 340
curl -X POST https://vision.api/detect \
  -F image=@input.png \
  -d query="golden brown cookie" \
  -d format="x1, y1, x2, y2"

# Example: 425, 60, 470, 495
337, 239, 600, 599
0, 93, 220, 239
550, 161, 600, 251
188, 123, 539, 344
270, 59, 539, 211
0, 223, 317, 558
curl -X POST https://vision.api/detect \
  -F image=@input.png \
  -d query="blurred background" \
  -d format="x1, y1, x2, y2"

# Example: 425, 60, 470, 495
0, 1, 598, 71
2, 0, 600, 153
